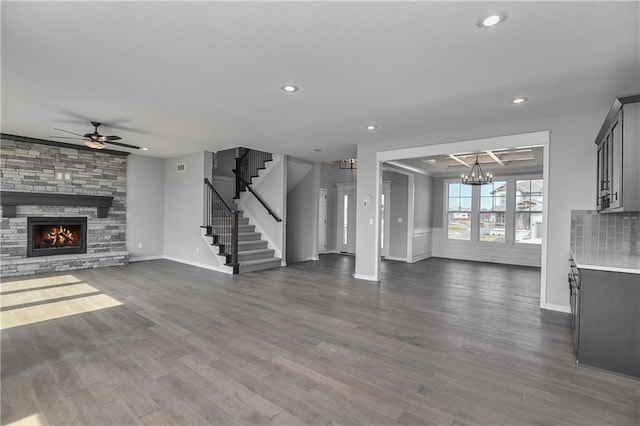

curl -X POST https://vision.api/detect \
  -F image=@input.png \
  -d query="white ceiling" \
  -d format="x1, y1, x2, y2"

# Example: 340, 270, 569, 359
2, 1, 638, 161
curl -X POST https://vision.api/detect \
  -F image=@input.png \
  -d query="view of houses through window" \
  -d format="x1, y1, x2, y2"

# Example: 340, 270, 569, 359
516, 179, 544, 244
446, 178, 543, 244
480, 181, 507, 242
446, 183, 472, 240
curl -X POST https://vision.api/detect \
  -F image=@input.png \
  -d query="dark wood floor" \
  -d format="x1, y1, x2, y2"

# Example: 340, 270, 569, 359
2, 255, 639, 425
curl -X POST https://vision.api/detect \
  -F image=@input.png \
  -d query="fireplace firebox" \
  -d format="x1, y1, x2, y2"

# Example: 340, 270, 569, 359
27, 217, 87, 257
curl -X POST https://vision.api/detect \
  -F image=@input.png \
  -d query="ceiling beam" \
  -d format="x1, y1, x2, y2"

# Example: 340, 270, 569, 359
486, 150, 505, 166
449, 154, 472, 168
384, 161, 430, 176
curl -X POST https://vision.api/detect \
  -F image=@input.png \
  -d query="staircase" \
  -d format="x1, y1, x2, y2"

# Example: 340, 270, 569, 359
202, 148, 282, 274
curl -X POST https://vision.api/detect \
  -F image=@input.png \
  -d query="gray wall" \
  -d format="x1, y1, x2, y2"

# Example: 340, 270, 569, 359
414, 173, 433, 229
213, 148, 238, 177
383, 171, 408, 259
163, 151, 222, 268
286, 164, 319, 264
126, 154, 165, 259
430, 177, 444, 228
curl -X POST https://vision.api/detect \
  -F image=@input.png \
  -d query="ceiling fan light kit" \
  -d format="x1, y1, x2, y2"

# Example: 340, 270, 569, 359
461, 155, 493, 185
84, 140, 106, 149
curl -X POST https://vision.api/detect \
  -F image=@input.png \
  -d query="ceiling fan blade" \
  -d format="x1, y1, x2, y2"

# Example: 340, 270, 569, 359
50, 136, 87, 140
54, 128, 85, 137
104, 135, 122, 141
106, 141, 140, 149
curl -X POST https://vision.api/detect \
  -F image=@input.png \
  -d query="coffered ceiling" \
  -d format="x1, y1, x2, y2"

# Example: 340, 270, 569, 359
389, 147, 544, 176
1, 1, 638, 160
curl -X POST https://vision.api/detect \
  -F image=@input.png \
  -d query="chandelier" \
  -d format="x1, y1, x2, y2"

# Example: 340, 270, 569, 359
461, 155, 492, 185
340, 158, 357, 170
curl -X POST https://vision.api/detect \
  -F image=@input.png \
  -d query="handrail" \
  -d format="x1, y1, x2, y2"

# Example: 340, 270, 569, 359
204, 178, 233, 212
203, 177, 239, 274
233, 172, 282, 222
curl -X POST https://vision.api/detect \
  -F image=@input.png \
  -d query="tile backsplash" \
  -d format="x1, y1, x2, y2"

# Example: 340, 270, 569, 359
570, 210, 640, 256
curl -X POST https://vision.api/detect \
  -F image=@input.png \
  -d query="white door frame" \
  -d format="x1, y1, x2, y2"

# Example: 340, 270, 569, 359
318, 188, 328, 254
380, 181, 391, 258
376, 131, 551, 309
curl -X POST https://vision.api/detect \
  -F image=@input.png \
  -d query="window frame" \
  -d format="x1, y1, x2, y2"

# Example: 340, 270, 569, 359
443, 174, 543, 245
479, 180, 508, 243
445, 182, 473, 241
514, 178, 544, 245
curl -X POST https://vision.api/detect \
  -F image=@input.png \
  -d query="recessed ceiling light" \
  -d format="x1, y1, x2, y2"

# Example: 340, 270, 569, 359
366, 125, 377, 130
141, 147, 150, 151
313, 149, 323, 152
511, 97, 528, 104
281, 85, 299, 93
477, 12, 507, 28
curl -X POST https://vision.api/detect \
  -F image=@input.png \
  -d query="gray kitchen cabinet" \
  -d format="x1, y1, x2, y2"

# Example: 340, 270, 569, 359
595, 94, 640, 212
575, 267, 640, 378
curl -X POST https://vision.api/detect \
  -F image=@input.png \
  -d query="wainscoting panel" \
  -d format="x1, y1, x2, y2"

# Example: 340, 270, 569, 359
431, 228, 542, 267
411, 228, 433, 263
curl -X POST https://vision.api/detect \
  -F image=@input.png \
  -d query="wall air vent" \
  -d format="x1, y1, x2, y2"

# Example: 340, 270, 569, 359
177, 163, 185, 172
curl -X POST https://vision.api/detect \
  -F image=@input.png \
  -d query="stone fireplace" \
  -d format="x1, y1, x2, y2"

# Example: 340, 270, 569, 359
1, 135, 130, 277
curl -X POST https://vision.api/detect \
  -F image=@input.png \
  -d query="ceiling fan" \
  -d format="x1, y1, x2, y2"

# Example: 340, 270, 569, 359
52, 121, 140, 150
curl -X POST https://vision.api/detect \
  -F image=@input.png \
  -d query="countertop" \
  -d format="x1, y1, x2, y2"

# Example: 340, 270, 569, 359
570, 247, 640, 275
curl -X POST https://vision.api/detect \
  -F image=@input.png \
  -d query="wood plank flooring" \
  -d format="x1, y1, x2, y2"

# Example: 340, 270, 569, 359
1, 255, 639, 425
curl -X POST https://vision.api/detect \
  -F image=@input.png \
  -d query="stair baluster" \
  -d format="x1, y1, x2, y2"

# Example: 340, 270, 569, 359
203, 177, 239, 274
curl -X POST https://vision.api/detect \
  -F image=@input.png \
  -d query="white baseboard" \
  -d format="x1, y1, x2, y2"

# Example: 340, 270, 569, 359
410, 252, 431, 263
353, 273, 379, 282
163, 255, 233, 275
383, 256, 407, 262
322, 250, 341, 255
129, 255, 165, 262
542, 303, 571, 314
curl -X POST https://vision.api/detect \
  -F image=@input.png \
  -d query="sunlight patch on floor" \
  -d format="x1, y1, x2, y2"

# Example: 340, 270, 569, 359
1, 283, 99, 308
6, 413, 46, 426
0, 274, 122, 330
1, 293, 122, 330
0, 274, 81, 292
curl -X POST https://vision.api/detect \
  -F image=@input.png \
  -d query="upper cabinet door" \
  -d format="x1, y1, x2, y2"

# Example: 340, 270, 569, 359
609, 111, 623, 210
594, 95, 640, 213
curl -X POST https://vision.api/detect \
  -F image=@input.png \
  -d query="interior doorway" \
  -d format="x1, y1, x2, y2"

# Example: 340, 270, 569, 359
380, 182, 391, 258
373, 131, 550, 308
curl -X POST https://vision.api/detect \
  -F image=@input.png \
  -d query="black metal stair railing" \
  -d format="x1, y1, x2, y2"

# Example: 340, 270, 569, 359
203, 177, 239, 274
233, 148, 281, 222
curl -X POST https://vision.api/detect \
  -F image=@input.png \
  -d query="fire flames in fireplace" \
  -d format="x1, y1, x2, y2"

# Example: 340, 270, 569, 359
27, 217, 87, 257
34, 224, 83, 249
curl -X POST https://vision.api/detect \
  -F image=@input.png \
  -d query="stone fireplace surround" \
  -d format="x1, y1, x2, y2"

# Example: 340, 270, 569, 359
1, 135, 130, 277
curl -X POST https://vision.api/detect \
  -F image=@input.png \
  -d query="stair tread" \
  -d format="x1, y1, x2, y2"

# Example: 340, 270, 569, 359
239, 257, 281, 266
238, 248, 274, 255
